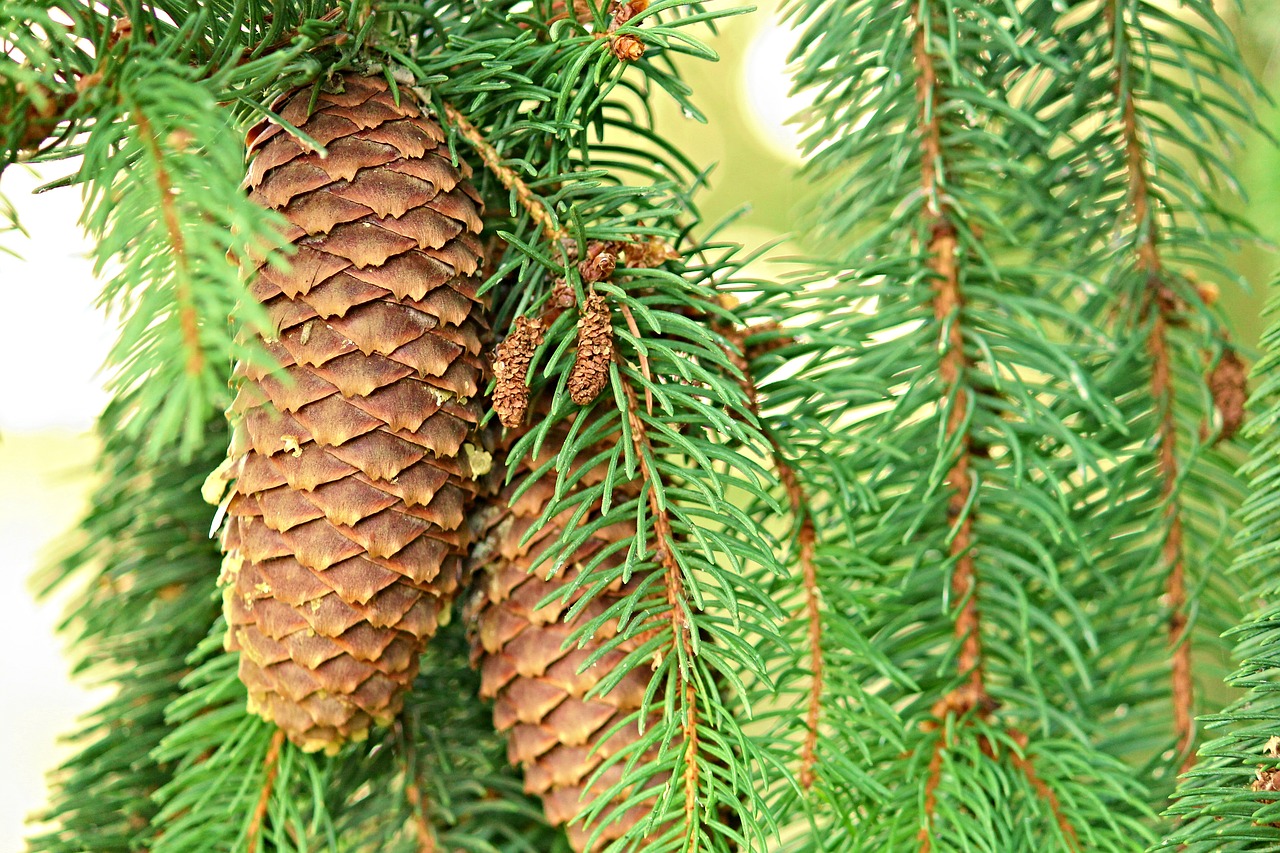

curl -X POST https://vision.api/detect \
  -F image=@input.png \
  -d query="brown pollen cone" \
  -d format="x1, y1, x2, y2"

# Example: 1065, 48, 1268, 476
568, 292, 613, 406
492, 316, 546, 429
219, 72, 488, 753
467, 423, 665, 851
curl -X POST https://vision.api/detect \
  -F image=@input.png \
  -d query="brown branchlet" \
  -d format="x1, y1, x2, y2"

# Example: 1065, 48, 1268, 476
493, 316, 547, 428
569, 292, 613, 405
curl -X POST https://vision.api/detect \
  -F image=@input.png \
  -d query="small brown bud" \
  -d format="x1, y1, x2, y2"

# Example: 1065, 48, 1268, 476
626, 236, 678, 269
609, 0, 649, 26
1195, 279, 1220, 308
1207, 347, 1247, 444
609, 33, 645, 62
578, 249, 616, 283
568, 292, 613, 405
493, 316, 546, 428
110, 16, 133, 46
167, 128, 195, 152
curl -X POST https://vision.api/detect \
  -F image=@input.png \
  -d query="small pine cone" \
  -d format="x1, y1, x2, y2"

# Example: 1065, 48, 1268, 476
493, 316, 547, 428
220, 72, 488, 752
468, 424, 664, 852
568, 293, 613, 405
1208, 348, 1247, 444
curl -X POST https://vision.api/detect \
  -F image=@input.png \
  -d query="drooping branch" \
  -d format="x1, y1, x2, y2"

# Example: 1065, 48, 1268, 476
912, 1, 984, 716
131, 105, 202, 379
1007, 732, 1080, 852
617, 360, 701, 836
1104, 1, 1194, 771
724, 327, 824, 790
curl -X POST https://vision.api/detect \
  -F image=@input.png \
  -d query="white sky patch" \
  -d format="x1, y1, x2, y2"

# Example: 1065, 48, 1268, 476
0, 162, 115, 433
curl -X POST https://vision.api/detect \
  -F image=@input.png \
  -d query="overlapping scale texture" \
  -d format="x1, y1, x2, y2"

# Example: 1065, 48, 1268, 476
220, 72, 488, 753
468, 426, 664, 851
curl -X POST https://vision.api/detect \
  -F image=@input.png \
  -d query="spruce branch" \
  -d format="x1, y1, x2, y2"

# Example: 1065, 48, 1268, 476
616, 362, 702, 833
443, 100, 565, 246
1105, 0, 1195, 771
79, 54, 288, 460
1159, 267, 1280, 849
910, 3, 987, 721
27, 403, 229, 853
723, 324, 823, 791
758, 0, 1174, 846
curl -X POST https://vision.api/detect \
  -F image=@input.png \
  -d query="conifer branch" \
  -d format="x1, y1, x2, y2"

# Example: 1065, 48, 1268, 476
726, 326, 823, 790
617, 361, 701, 836
442, 101, 564, 246
912, 5, 985, 714
1007, 733, 1080, 852
131, 105, 202, 379
1105, 1, 1193, 771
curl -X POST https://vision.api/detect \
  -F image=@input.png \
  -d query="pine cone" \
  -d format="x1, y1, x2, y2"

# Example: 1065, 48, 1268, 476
219, 72, 488, 752
468, 424, 665, 851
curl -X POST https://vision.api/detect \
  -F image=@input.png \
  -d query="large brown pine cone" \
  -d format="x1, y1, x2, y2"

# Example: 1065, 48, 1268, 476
219, 72, 488, 753
468, 423, 665, 851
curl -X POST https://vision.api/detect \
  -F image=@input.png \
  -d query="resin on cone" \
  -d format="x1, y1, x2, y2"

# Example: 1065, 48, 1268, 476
468, 423, 665, 851
219, 71, 488, 753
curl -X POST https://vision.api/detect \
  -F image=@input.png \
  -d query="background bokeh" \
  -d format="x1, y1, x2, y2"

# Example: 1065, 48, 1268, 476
2, 1, 1279, 848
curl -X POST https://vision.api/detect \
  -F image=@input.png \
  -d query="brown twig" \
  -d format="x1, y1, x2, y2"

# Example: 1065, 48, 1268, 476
918, 738, 946, 853
1007, 730, 1080, 851
723, 326, 824, 790
913, 5, 985, 715
1106, 2, 1195, 774
617, 358, 700, 838
441, 101, 564, 247
911, 7, 995, 846
617, 302, 653, 415
245, 729, 286, 852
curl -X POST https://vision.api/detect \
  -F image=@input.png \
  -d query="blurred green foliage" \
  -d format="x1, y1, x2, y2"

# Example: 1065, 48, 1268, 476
656, 0, 1278, 346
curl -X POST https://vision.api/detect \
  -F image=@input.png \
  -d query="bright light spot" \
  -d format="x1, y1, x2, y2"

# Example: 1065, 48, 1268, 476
741, 21, 813, 163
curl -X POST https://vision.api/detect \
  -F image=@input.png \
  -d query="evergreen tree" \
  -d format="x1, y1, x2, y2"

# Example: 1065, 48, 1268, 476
3, 0, 1277, 851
